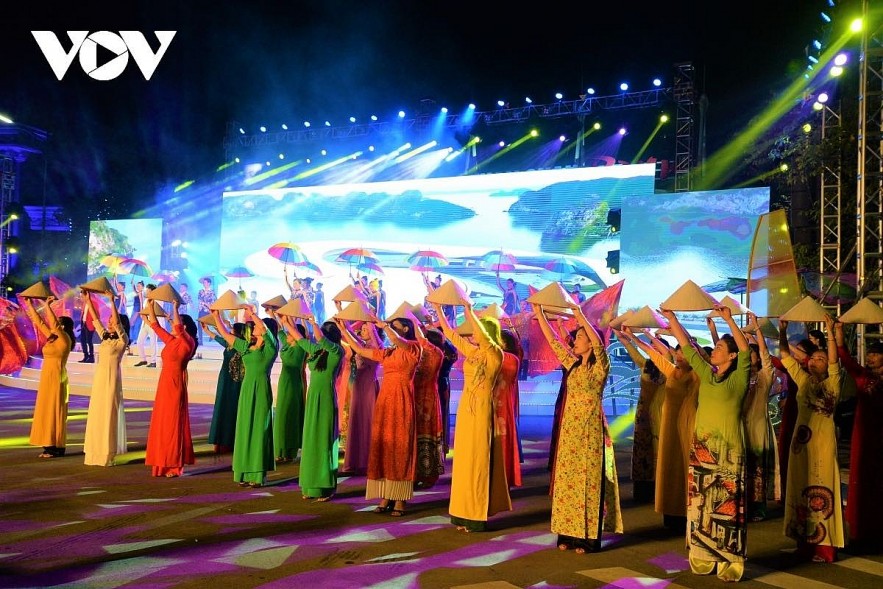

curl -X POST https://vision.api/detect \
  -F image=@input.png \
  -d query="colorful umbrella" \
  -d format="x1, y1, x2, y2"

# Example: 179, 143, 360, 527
294, 260, 323, 276
336, 247, 378, 266
117, 257, 153, 278
357, 261, 384, 276
543, 257, 578, 282
151, 270, 178, 284
482, 250, 517, 273
408, 249, 449, 272
99, 253, 127, 273
268, 242, 307, 265
224, 265, 255, 289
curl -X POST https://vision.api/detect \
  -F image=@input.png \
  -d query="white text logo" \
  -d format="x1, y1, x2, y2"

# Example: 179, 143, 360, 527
31, 31, 176, 81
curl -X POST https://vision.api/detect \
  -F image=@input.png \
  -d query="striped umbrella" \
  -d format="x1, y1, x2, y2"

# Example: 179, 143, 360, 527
268, 242, 307, 265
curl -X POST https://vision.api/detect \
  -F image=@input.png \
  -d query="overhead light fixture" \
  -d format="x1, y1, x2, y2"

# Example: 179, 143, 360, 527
586, 88, 595, 95
619, 82, 629, 91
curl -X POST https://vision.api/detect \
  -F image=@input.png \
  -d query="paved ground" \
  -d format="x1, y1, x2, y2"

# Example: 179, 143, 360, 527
0, 385, 880, 589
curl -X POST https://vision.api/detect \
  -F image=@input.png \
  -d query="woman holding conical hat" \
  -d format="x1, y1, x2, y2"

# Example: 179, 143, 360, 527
82, 290, 129, 466
23, 295, 74, 459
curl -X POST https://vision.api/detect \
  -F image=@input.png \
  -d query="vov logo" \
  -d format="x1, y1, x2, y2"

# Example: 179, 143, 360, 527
31, 31, 176, 81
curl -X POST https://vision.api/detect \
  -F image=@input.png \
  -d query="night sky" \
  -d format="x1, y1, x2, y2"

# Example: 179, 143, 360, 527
0, 1, 839, 213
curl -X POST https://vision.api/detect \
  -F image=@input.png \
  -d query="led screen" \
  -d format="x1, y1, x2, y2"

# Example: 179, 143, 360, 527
619, 187, 771, 310
218, 165, 656, 318
87, 218, 164, 282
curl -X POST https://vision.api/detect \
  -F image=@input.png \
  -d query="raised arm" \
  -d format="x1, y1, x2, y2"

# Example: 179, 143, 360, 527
211, 309, 236, 347
532, 303, 562, 348
705, 315, 720, 344
658, 308, 692, 351
569, 300, 601, 348
461, 297, 491, 346
717, 305, 749, 352
169, 300, 181, 327
778, 319, 791, 360
336, 318, 373, 358
23, 297, 51, 337
614, 327, 648, 368
82, 291, 105, 332
823, 315, 837, 365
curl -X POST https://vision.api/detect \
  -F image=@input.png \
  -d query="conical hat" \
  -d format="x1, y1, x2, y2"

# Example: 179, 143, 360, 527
425, 279, 468, 306
455, 320, 474, 336
333, 300, 376, 322
608, 309, 635, 329
478, 302, 509, 320
410, 304, 430, 324
138, 301, 168, 318
779, 295, 831, 322
79, 276, 113, 293
838, 297, 883, 324
147, 283, 183, 304
20, 281, 52, 299
623, 305, 670, 329
707, 295, 751, 317
198, 314, 217, 328
742, 317, 780, 339
210, 289, 246, 311
525, 281, 573, 309
660, 279, 719, 311
332, 284, 367, 303
276, 298, 313, 318
261, 294, 288, 310
386, 305, 421, 326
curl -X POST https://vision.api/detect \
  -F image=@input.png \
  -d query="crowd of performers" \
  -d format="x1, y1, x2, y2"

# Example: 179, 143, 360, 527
14, 275, 883, 583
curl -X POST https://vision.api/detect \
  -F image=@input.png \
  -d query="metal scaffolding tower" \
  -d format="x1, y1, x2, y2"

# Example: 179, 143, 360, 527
673, 62, 696, 192
820, 100, 843, 317
856, 0, 883, 354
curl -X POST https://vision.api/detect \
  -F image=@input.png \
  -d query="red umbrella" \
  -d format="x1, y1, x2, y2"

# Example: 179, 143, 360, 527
268, 242, 307, 265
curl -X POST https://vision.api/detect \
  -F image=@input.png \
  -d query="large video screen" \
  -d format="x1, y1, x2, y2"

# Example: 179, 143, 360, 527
218, 165, 656, 319
619, 187, 770, 310
87, 218, 164, 282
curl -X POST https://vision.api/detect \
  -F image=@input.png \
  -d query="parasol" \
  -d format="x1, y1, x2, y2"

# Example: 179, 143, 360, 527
268, 242, 307, 266
99, 253, 128, 274
482, 249, 517, 273
356, 261, 384, 276
151, 270, 178, 284
224, 265, 255, 289
407, 249, 449, 273
336, 247, 378, 266
543, 257, 578, 282
117, 257, 153, 278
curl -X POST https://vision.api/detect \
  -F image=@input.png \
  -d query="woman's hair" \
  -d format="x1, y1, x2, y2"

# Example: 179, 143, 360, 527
425, 327, 445, 350
262, 317, 279, 339
58, 316, 75, 350
643, 358, 661, 381
808, 329, 827, 349
716, 333, 739, 379
294, 323, 307, 338
478, 316, 502, 347
391, 317, 417, 341
232, 322, 246, 339
118, 314, 130, 336
311, 321, 342, 372
567, 326, 596, 367
180, 314, 199, 358
500, 328, 523, 359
